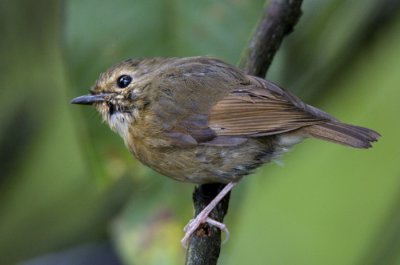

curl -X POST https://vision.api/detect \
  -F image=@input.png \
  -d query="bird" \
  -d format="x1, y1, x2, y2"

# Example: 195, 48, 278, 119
71, 56, 380, 247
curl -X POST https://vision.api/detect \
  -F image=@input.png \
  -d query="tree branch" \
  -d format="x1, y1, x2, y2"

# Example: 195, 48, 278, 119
240, 0, 303, 77
185, 184, 230, 265
185, 1, 303, 264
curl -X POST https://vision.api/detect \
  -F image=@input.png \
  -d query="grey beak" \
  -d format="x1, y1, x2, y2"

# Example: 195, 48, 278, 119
70, 94, 106, 105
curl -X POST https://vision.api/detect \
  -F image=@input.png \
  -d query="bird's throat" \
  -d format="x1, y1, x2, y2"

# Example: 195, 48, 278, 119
107, 112, 131, 140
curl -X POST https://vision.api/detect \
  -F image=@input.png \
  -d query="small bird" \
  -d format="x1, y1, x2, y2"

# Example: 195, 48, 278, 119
71, 57, 380, 246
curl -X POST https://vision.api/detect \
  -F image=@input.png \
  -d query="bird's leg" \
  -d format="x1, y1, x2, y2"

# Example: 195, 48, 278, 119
181, 181, 237, 248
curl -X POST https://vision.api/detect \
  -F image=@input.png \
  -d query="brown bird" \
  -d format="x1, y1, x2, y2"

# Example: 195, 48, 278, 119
71, 57, 380, 246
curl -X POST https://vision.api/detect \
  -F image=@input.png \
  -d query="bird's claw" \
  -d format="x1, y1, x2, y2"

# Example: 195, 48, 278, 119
181, 217, 230, 248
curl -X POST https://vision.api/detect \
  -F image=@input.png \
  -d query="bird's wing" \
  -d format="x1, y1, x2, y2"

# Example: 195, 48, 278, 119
208, 77, 332, 137
151, 58, 332, 147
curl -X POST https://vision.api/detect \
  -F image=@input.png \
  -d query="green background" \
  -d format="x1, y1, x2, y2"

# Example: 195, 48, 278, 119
1, 0, 399, 264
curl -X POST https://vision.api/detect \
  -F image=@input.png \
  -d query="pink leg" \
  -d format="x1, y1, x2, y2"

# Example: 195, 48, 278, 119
181, 181, 237, 248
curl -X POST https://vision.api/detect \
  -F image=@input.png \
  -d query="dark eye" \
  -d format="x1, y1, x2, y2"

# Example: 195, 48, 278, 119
117, 75, 132, 88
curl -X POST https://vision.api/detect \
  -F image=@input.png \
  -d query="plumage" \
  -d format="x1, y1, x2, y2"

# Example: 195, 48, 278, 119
71, 56, 380, 184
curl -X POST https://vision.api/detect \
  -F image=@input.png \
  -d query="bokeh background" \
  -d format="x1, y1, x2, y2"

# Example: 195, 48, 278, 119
1, 0, 399, 264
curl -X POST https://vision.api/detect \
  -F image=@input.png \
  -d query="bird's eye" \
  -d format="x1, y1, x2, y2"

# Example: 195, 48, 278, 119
117, 75, 132, 88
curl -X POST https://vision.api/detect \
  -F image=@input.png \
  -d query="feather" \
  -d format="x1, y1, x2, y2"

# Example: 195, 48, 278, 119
149, 58, 379, 149
208, 77, 379, 148
208, 79, 327, 136
299, 122, 380, 148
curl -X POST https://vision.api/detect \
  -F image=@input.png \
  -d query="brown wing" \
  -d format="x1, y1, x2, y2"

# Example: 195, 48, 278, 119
208, 77, 332, 137
151, 58, 334, 146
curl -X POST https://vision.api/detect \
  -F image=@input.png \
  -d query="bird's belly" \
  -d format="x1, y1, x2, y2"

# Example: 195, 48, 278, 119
136, 138, 280, 184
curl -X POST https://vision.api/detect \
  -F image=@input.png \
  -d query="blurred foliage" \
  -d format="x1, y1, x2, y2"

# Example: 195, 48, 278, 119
0, 0, 399, 265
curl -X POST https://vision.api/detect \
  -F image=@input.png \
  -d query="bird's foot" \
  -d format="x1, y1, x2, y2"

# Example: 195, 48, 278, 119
180, 182, 237, 248
181, 216, 230, 248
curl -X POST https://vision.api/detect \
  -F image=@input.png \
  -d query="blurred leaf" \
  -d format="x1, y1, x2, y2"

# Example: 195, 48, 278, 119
111, 186, 186, 265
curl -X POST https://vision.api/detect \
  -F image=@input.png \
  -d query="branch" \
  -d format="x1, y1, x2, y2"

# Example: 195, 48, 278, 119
185, 184, 230, 265
240, 0, 303, 77
185, 1, 303, 264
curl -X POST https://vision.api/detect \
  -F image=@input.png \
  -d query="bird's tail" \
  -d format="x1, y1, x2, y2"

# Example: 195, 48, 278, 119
300, 122, 380, 148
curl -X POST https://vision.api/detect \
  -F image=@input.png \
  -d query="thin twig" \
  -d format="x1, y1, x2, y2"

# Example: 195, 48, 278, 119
185, 1, 303, 264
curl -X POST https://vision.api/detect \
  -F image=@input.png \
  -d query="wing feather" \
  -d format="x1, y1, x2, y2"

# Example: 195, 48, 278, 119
151, 58, 333, 145
209, 78, 329, 137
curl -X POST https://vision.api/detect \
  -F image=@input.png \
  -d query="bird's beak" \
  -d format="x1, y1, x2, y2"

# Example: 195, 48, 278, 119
70, 94, 107, 105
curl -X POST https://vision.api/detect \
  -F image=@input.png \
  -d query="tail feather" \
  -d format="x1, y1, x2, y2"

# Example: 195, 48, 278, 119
300, 122, 380, 149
